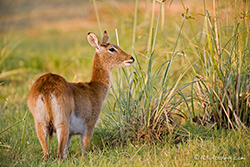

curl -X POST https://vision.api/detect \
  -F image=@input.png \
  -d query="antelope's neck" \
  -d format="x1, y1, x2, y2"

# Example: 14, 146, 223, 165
89, 52, 110, 89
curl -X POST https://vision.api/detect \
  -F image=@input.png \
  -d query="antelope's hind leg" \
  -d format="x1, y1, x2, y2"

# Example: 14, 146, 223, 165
55, 123, 69, 160
34, 95, 50, 161
51, 94, 71, 160
35, 121, 50, 161
66, 135, 72, 154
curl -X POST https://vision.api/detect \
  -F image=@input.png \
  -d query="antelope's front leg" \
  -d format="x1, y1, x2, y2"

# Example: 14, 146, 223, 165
80, 127, 94, 155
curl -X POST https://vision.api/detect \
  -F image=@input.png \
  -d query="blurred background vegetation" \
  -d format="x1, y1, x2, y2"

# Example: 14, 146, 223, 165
0, 0, 249, 166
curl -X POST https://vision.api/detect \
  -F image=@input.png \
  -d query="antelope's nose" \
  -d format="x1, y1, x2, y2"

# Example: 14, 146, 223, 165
130, 56, 135, 62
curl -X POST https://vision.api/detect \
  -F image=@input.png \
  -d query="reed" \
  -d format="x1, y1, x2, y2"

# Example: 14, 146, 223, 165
190, 0, 250, 129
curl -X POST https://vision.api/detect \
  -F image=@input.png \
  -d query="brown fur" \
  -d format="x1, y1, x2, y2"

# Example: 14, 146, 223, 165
27, 31, 134, 161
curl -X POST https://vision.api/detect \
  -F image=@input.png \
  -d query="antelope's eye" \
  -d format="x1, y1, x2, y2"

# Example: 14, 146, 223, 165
109, 48, 115, 52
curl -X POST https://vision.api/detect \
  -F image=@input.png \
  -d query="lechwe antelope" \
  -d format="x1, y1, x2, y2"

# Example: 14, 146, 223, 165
27, 31, 134, 161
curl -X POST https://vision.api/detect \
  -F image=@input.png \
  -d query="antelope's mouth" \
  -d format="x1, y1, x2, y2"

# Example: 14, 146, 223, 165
123, 59, 134, 66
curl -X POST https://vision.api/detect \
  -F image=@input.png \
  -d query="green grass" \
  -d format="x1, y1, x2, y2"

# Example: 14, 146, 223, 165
0, 0, 250, 166
1, 114, 249, 166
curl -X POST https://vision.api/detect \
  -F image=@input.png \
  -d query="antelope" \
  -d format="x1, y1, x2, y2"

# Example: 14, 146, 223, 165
27, 31, 134, 161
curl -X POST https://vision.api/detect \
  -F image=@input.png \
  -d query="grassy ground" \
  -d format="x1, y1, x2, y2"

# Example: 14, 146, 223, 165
0, 0, 250, 166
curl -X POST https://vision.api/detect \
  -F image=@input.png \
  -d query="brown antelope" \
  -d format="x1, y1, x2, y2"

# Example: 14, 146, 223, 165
27, 31, 134, 161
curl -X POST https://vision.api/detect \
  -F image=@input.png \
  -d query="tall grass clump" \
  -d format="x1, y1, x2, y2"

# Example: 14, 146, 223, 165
190, 0, 250, 129
97, 0, 190, 144
94, 0, 250, 146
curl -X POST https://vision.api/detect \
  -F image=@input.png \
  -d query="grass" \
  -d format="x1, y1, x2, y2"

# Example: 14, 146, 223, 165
1, 116, 250, 166
0, 0, 250, 166
189, 0, 250, 129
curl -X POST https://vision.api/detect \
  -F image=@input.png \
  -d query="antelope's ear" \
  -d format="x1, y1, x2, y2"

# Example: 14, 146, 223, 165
101, 30, 109, 45
87, 32, 100, 50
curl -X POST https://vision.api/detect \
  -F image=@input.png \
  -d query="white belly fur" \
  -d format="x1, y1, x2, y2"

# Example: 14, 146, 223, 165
69, 113, 86, 135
